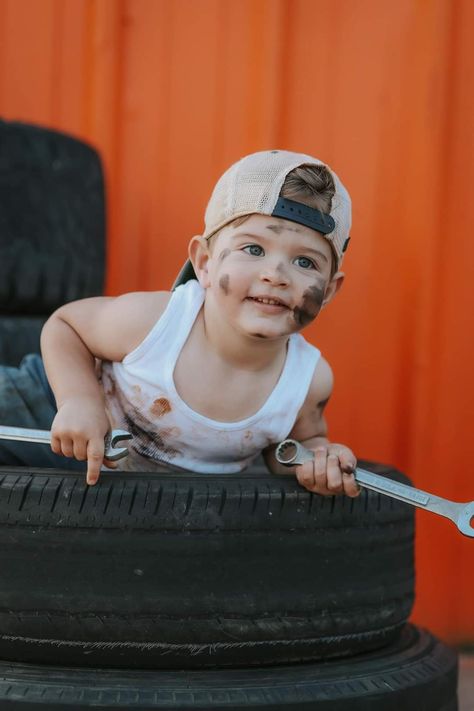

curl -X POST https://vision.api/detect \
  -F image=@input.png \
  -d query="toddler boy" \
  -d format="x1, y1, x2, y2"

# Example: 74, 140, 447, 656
1, 150, 359, 496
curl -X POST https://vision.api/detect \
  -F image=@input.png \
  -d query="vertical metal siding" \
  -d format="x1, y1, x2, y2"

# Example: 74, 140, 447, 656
0, 0, 473, 642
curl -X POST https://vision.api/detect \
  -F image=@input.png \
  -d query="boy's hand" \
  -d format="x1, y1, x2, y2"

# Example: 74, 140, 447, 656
295, 443, 360, 497
50, 398, 116, 486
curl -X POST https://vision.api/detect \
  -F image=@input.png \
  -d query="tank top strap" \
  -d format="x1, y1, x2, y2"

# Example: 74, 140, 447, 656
123, 280, 205, 367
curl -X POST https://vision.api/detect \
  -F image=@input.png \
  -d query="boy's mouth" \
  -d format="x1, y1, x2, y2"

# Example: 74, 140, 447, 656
246, 296, 289, 309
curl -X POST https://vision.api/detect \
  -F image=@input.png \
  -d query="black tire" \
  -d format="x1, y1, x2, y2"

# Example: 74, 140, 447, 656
0, 119, 105, 315
0, 462, 414, 669
0, 316, 47, 366
0, 626, 458, 710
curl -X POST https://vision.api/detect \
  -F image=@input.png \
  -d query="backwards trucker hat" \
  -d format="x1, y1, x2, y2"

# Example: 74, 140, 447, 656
173, 149, 351, 288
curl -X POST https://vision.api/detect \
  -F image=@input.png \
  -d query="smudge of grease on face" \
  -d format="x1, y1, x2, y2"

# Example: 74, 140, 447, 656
293, 283, 326, 328
219, 273, 230, 295
219, 248, 231, 262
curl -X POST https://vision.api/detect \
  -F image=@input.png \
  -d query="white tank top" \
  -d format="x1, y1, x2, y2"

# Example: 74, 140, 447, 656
101, 280, 321, 473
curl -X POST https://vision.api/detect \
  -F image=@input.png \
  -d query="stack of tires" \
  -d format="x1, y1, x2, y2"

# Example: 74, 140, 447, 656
0, 122, 458, 710
0, 119, 105, 366
0, 465, 458, 709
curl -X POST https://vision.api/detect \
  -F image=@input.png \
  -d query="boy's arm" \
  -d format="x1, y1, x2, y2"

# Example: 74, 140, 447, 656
41, 291, 170, 484
263, 357, 359, 497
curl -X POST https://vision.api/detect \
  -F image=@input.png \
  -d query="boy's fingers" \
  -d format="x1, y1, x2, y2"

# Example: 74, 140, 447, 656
292, 446, 359, 497
296, 454, 333, 495
339, 452, 356, 473
72, 440, 88, 462
313, 448, 328, 488
60, 438, 74, 459
296, 460, 316, 489
343, 471, 361, 497
103, 459, 118, 469
86, 439, 105, 486
338, 453, 360, 497
326, 454, 343, 493
51, 435, 62, 455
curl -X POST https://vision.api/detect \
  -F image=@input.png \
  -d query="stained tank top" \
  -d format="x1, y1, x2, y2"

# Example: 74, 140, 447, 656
101, 280, 321, 473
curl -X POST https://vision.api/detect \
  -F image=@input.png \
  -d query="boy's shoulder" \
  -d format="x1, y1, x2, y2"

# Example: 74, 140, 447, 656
128, 285, 171, 319
105, 289, 172, 358
114, 289, 172, 327
119, 289, 171, 312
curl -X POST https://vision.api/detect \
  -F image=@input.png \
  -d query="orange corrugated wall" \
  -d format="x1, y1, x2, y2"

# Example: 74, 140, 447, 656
1, 0, 473, 644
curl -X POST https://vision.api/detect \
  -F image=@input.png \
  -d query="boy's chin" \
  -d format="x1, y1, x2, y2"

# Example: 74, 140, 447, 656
243, 323, 296, 341
235, 312, 298, 341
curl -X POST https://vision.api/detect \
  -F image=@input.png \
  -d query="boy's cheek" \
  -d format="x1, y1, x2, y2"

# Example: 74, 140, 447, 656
219, 274, 230, 295
292, 283, 326, 328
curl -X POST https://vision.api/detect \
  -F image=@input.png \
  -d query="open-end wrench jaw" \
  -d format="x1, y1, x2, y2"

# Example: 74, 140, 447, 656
457, 502, 474, 538
104, 429, 133, 461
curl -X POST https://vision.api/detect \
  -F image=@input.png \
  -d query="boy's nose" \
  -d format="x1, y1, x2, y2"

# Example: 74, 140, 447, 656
260, 261, 290, 286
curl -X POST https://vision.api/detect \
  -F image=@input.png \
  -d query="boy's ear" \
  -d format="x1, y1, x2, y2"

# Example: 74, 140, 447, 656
188, 235, 211, 288
322, 271, 345, 308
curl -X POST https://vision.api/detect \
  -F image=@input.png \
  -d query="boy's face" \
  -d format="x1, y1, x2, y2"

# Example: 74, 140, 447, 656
190, 214, 344, 341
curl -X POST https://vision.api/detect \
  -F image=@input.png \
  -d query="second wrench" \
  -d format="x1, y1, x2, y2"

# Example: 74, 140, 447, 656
275, 439, 474, 539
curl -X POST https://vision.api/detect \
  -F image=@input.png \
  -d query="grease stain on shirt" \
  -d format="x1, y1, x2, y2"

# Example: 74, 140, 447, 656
150, 397, 171, 417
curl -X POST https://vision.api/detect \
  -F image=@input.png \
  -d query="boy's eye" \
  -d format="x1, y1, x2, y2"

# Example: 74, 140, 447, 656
294, 256, 316, 270
242, 244, 264, 257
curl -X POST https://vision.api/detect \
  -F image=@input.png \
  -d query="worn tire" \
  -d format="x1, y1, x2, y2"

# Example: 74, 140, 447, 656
0, 626, 458, 710
0, 316, 47, 366
0, 462, 414, 669
0, 119, 105, 315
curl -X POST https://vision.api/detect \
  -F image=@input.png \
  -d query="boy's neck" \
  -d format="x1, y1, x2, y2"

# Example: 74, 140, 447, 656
200, 300, 289, 371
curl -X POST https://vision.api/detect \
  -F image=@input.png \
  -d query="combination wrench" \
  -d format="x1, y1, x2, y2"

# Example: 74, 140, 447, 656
275, 439, 474, 538
0, 425, 132, 462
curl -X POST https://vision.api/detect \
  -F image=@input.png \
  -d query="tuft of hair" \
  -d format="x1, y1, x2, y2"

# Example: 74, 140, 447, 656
281, 164, 335, 215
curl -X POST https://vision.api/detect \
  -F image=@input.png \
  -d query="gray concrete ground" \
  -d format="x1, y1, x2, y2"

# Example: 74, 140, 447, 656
459, 655, 474, 710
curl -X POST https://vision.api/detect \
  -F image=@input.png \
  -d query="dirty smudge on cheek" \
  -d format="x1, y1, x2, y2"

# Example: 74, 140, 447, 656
293, 283, 326, 328
218, 248, 231, 262
219, 273, 230, 295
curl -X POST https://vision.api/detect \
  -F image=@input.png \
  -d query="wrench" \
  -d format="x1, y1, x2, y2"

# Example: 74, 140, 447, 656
0, 425, 132, 462
275, 439, 474, 538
